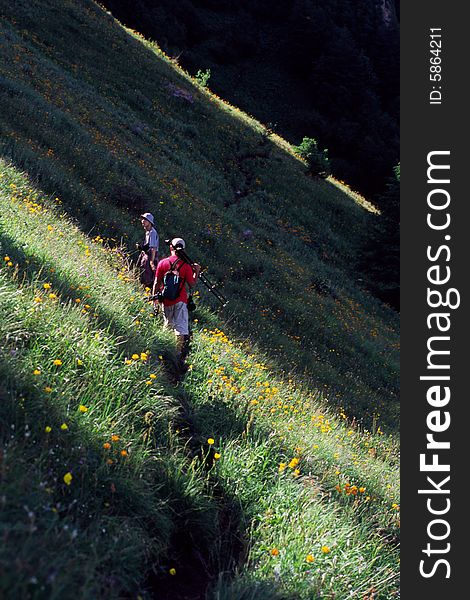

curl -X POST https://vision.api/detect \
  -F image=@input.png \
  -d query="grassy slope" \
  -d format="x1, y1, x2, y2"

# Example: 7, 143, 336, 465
0, 1, 399, 598
0, 0, 399, 430
0, 161, 399, 599
99, 0, 400, 200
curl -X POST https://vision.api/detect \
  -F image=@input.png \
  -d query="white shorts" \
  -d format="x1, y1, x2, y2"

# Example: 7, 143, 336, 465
162, 302, 189, 336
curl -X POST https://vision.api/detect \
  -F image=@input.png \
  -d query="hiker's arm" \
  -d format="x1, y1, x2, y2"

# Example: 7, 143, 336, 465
149, 247, 157, 270
152, 272, 163, 296
187, 263, 201, 288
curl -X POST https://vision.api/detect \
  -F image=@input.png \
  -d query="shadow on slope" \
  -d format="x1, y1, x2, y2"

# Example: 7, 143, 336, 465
0, 249, 291, 598
0, 304, 288, 600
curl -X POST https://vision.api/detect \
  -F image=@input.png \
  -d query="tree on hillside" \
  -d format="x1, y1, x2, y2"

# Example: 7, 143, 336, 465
293, 136, 330, 177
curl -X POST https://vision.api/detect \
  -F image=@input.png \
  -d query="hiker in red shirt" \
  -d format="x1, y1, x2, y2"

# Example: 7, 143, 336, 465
152, 237, 200, 371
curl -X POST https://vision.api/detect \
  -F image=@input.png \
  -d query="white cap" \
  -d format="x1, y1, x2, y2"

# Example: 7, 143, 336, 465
171, 237, 185, 249
140, 212, 154, 225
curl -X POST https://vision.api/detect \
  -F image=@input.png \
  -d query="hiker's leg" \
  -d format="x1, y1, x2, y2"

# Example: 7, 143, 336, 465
162, 305, 175, 330
175, 334, 190, 373
176, 334, 189, 358
172, 302, 189, 337
173, 303, 190, 371
177, 334, 190, 360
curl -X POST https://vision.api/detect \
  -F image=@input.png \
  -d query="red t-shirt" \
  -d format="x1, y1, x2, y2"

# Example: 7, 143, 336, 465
156, 256, 194, 306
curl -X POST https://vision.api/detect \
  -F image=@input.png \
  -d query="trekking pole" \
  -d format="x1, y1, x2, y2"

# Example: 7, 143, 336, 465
176, 247, 229, 308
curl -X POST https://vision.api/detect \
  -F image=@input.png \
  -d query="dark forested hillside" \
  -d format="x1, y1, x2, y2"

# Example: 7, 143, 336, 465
101, 0, 399, 201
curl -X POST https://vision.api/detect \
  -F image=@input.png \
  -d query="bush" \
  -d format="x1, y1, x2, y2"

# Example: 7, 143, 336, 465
294, 136, 330, 178
195, 68, 211, 88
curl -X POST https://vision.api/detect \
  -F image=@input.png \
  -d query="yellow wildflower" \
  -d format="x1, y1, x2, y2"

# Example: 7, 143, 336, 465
306, 554, 315, 563
63, 472, 73, 486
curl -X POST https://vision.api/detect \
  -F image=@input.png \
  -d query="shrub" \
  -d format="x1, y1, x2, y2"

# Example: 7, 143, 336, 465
294, 136, 330, 178
195, 68, 211, 88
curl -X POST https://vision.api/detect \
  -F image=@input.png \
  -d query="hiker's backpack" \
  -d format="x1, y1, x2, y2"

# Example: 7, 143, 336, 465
161, 258, 184, 301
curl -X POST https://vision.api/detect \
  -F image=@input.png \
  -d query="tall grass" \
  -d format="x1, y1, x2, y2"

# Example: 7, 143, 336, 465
0, 0, 399, 430
0, 0, 399, 597
0, 161, 219, 598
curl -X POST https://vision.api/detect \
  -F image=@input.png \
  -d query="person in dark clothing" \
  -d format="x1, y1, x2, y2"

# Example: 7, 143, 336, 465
137, 212, 159, 287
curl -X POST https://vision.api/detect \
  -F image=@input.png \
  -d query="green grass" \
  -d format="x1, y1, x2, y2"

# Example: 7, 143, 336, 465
0, 163, 222, 598
0, 0, 398, 430
0, 1, 399, 598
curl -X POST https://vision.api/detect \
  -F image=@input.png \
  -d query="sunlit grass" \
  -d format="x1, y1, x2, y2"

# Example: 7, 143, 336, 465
1, 155, 399, 598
